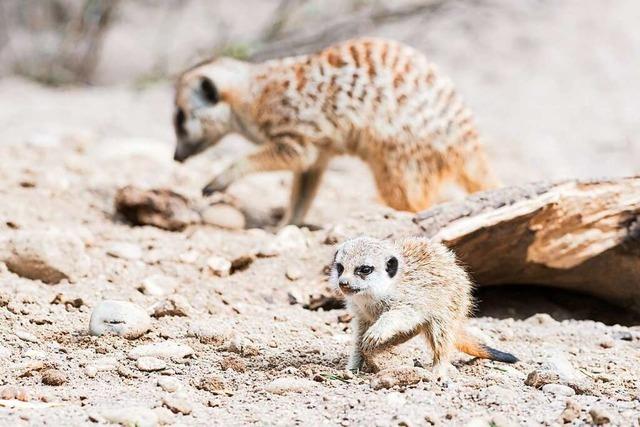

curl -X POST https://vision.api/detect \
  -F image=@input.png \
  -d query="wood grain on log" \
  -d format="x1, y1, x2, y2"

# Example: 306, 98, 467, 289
414, 178, 640, 312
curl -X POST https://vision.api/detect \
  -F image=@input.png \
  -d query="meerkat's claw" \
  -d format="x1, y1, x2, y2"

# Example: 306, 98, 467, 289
202, 175, 232, 196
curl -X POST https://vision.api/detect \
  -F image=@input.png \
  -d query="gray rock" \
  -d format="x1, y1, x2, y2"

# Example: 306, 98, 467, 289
1, 230, 89, 284
106, 242, 143, 260
128, 342, 193, 360
136, 356, 167, 372
89, 300, 151, 339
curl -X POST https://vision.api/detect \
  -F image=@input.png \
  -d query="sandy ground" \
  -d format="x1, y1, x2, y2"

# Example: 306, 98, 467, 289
1, 1, 640, 426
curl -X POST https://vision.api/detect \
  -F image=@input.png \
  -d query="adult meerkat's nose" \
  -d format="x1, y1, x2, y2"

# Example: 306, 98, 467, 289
173, 145, 188, 162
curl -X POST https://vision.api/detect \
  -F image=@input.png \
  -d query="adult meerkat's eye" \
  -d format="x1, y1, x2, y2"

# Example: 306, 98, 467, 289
386, 256, 398, 278
356, 265, 374, 276
200, 77, 219, 104
335, 263, 344, 276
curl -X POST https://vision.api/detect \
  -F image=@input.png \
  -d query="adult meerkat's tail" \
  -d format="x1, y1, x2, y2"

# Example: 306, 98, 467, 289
455, 329, 518, 364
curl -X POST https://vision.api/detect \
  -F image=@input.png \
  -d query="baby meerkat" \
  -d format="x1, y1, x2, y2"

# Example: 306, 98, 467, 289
173, 37, 498, 226
330, 236, 517, 377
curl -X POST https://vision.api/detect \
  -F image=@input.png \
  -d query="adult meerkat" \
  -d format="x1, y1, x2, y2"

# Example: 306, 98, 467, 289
330, 236, 517, 377
173, 38, 498, 225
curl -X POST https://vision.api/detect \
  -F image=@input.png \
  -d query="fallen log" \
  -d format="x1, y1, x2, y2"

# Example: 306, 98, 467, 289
413, 177, 640, 312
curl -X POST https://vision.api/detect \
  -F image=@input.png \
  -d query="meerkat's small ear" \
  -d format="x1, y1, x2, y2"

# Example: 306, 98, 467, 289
386, 256, 398, 278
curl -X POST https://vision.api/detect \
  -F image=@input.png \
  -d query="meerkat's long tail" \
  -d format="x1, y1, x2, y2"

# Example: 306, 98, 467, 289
455, 330, 518, 364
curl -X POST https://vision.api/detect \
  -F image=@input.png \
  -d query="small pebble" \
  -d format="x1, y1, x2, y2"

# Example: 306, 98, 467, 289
136, 357, 167, 372
151, 295, 191, 318
560, 399, 582, 423
157, 377, 181, 393
589, 407, 613, 425
100, 407, 158, 427
41, 369, 67, 386
106, 242, 143, 260
542, 383, 575, 397
196, 375, 227, 394
525, 313, 557, 325
200, 203, 246, 229
138, 275, 176, 296
285, 265, 303, 281
264, 377, 316, 395
128, 342, 193, 360
15, 330, 39, 343
220, 355, 246, 373
162, 394, 192, 415
207, 256, 232, 277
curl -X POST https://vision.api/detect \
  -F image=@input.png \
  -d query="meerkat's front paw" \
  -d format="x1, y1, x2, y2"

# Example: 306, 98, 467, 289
431, 362, 457, 385
202, 174, 233, 196
361, 324, 392, 353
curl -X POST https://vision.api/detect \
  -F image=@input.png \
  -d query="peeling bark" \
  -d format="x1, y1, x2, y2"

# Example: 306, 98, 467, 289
414, 177, 640, 312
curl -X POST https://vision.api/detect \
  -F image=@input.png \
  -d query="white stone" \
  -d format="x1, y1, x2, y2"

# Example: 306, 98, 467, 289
259, 225, 309, 256
128, 342, 193, 360
207, 256, 232, 277
138, 274, 176, 296
106, 242, 143, 260
264, 377, 316, 395
0, 345, 11, 359
200, 204, 246, 229
100, 407, 158, 427
136, 356, 167, 372
89, 300, 151, 339
285, 265, 303, 281
15, 330, 39, 343
157, 377, 181, 393
178, 250, 199, 264
543, 383, 576, 397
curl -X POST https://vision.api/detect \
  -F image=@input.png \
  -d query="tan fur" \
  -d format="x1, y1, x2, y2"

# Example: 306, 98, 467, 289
330, 236, 516, 377
174, 38, 499, 225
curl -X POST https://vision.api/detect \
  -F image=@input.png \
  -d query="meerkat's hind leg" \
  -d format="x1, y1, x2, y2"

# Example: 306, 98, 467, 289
281, 154, 329, 226
422, 321, 457, 382
457, 144, 501, 193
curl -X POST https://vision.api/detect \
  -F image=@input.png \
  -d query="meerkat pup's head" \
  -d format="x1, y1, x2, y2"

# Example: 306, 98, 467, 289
330, 236, 401, 300
173, 58, 250, 162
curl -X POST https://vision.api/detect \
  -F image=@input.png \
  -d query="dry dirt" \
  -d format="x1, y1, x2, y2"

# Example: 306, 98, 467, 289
1, 1, 640, 426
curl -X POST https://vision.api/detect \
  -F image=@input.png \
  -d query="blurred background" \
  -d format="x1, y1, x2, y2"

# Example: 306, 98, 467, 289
1, 0, 639, 184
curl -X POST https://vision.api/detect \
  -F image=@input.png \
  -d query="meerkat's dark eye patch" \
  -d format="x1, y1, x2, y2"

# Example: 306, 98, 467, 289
356, 265, 374, 276
335, 263, 344, 276
386, 256, 398, 278
174, 108, 186, 136
200, 77, 219, 104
